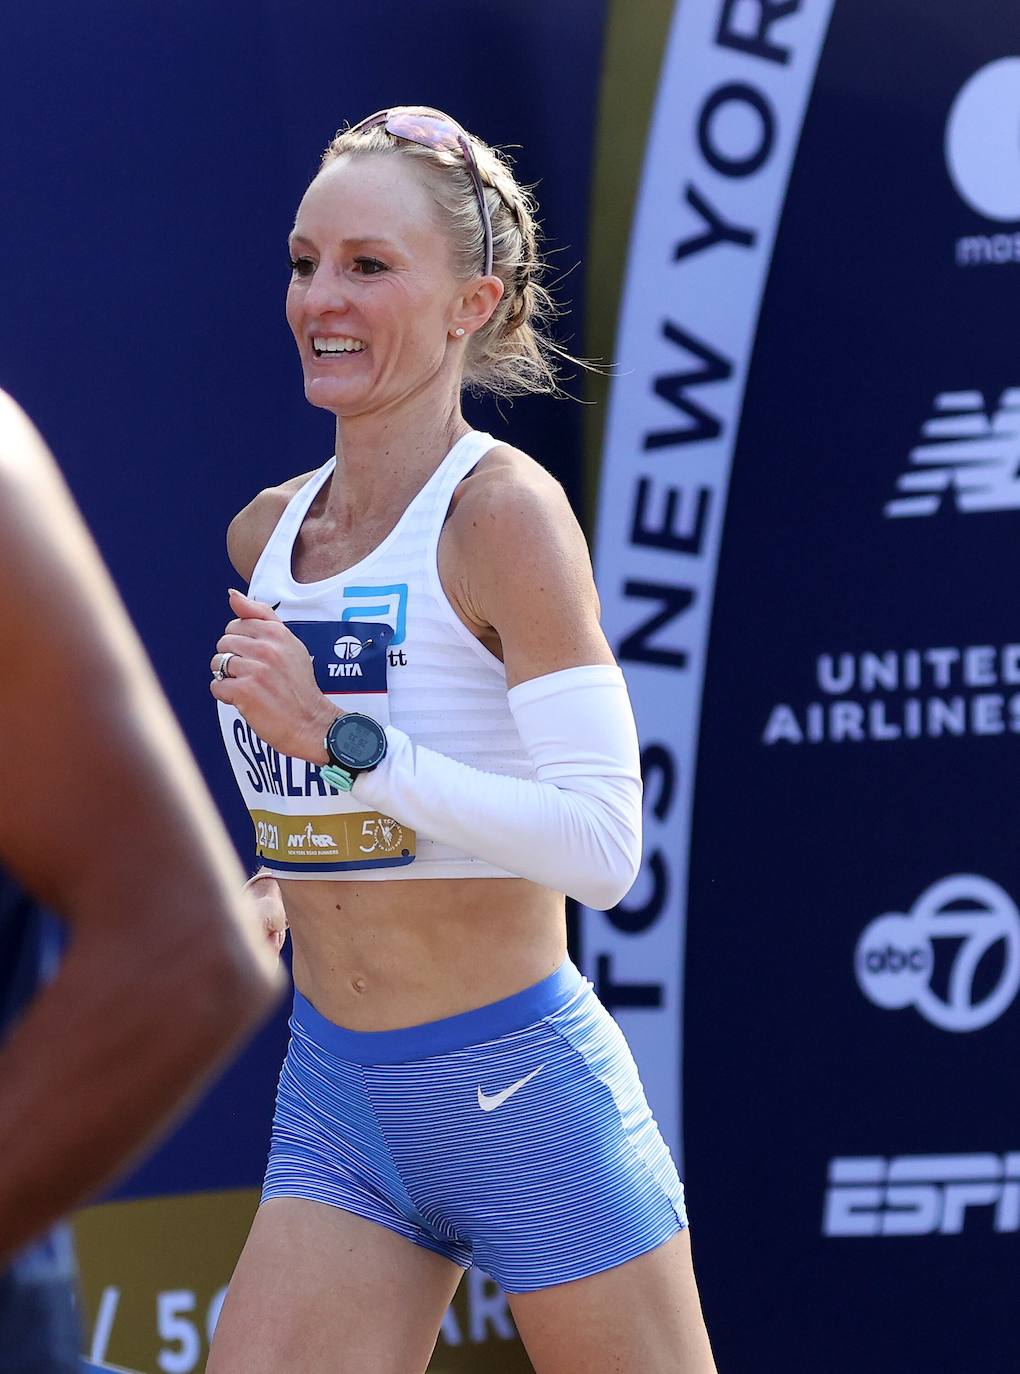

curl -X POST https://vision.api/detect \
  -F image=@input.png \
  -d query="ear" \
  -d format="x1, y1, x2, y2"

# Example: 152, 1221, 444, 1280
449, 275, 505, 339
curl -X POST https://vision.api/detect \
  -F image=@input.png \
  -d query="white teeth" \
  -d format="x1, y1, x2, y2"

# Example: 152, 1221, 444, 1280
313, 336, 365, 353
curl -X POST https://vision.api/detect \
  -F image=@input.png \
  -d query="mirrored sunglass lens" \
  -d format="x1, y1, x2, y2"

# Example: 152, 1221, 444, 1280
378, 111, 491, 275
384, 113, 462, 152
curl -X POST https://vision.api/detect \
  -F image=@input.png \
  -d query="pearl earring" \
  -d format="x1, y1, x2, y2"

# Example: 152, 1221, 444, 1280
454, 327, 465, 337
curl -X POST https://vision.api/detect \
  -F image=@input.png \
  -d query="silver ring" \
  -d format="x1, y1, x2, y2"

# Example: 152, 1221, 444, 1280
213, 652, 236, 681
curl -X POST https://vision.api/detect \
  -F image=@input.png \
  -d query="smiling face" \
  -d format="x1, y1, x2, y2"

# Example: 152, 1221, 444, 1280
286, 152, 468, 419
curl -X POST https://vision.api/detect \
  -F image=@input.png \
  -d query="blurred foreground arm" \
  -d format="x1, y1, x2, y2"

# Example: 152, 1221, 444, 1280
0, 393, 284, 1260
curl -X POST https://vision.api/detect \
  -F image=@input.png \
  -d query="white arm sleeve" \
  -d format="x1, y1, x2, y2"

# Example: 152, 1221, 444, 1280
352, 664, 642, 910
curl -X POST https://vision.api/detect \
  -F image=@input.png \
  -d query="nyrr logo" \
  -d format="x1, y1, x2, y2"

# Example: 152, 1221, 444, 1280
342, 584, 408, 647
823, 1154, 1020, 1237
855, 874, 1020, 1032
288, 820, 338, 850
329, 635, 364, 678
945, 57, 1020, 267
884, 389, 1020, 518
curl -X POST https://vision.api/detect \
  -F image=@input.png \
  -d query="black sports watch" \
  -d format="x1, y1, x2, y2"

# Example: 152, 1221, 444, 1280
321, 712, 387, 792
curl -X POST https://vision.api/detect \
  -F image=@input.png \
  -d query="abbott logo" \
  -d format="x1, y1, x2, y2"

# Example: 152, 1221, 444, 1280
946, 58, 1020, 223
824, 1153, 1020, 1237
855, 874, 1020, 1032
342, 583, 409, 646
884, 389, 1020, 518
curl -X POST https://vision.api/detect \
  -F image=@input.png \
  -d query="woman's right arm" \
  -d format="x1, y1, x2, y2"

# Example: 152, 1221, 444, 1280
223, 476, 318, 952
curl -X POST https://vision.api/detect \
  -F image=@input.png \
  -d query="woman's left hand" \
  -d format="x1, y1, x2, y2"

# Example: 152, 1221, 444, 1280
244, 870, 289, 959
209, 589, 337, 761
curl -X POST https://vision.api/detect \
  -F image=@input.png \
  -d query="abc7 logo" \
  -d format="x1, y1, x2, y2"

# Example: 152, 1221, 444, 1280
333, 636, 363, 661
855, 875, 1020, 1032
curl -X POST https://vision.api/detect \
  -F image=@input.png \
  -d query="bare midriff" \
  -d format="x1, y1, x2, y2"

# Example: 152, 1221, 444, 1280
280, 875, 567, 1030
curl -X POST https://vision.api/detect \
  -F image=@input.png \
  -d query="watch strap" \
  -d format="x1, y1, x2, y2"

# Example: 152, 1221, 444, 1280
321, 763, 356, 792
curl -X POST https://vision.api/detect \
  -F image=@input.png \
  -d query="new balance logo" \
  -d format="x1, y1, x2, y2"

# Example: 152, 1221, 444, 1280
884, 389, 1020, 518
823, 1153, 1020, 1237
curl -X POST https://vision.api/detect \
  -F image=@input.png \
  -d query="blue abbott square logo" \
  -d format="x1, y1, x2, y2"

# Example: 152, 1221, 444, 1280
342, 584, 408, 646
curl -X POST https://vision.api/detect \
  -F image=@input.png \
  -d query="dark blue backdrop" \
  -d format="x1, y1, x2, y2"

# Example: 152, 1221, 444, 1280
685, 1, 1020, 1370
0, 0, 606, 1200
5, 3, 1017, 1371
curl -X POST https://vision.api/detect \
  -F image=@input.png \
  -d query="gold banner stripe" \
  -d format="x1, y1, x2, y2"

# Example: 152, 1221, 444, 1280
251, 808, 415, 865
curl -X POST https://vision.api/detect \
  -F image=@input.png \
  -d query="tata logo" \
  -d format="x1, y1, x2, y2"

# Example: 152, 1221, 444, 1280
823, 1153, 1020, 1237
342, 583, 408, 646
329, 635, 364, 678
855, 874, 1020, 1032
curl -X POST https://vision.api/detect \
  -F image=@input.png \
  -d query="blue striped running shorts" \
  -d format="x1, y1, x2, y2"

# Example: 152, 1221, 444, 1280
262, 958, 688, 1292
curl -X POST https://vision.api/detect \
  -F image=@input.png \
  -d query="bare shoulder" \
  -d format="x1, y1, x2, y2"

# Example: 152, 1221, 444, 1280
444, 445, 610, 679
227, 470, 318, 583
447, 444, 596, 596
450, 444, 587, 557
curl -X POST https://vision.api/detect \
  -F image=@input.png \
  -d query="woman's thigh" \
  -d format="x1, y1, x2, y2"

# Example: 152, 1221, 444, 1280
207, 1197, 464, 1374
507, 1229, 717, 1374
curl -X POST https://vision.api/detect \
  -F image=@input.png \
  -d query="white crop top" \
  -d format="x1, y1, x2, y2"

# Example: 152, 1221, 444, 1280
217, 430, 535, 881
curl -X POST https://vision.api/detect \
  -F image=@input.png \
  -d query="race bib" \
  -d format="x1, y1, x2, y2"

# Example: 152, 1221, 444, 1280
218, 620, 415, 874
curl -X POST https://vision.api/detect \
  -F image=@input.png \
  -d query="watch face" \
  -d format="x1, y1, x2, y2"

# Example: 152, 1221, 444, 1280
329, 714, 385, 770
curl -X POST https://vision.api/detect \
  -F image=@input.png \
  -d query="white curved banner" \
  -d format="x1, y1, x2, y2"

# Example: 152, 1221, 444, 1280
583, 0, 836, 1160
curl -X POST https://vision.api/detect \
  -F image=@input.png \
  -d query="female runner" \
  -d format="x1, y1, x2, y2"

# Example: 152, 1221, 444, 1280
207, 107, 717, 1374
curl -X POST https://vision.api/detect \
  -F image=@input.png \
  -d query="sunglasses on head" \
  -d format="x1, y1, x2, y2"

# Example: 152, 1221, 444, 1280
347, 106, 494, 277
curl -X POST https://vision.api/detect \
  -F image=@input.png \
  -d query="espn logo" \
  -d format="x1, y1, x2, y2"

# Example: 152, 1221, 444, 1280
823, 1153, 1020, 1237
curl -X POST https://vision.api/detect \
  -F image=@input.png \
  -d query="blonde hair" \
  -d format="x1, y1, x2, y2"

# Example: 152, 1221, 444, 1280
320, 114, 580, 398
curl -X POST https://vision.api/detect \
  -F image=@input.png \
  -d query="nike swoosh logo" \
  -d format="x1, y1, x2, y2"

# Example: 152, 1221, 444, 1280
477, 1065, 544, 1113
